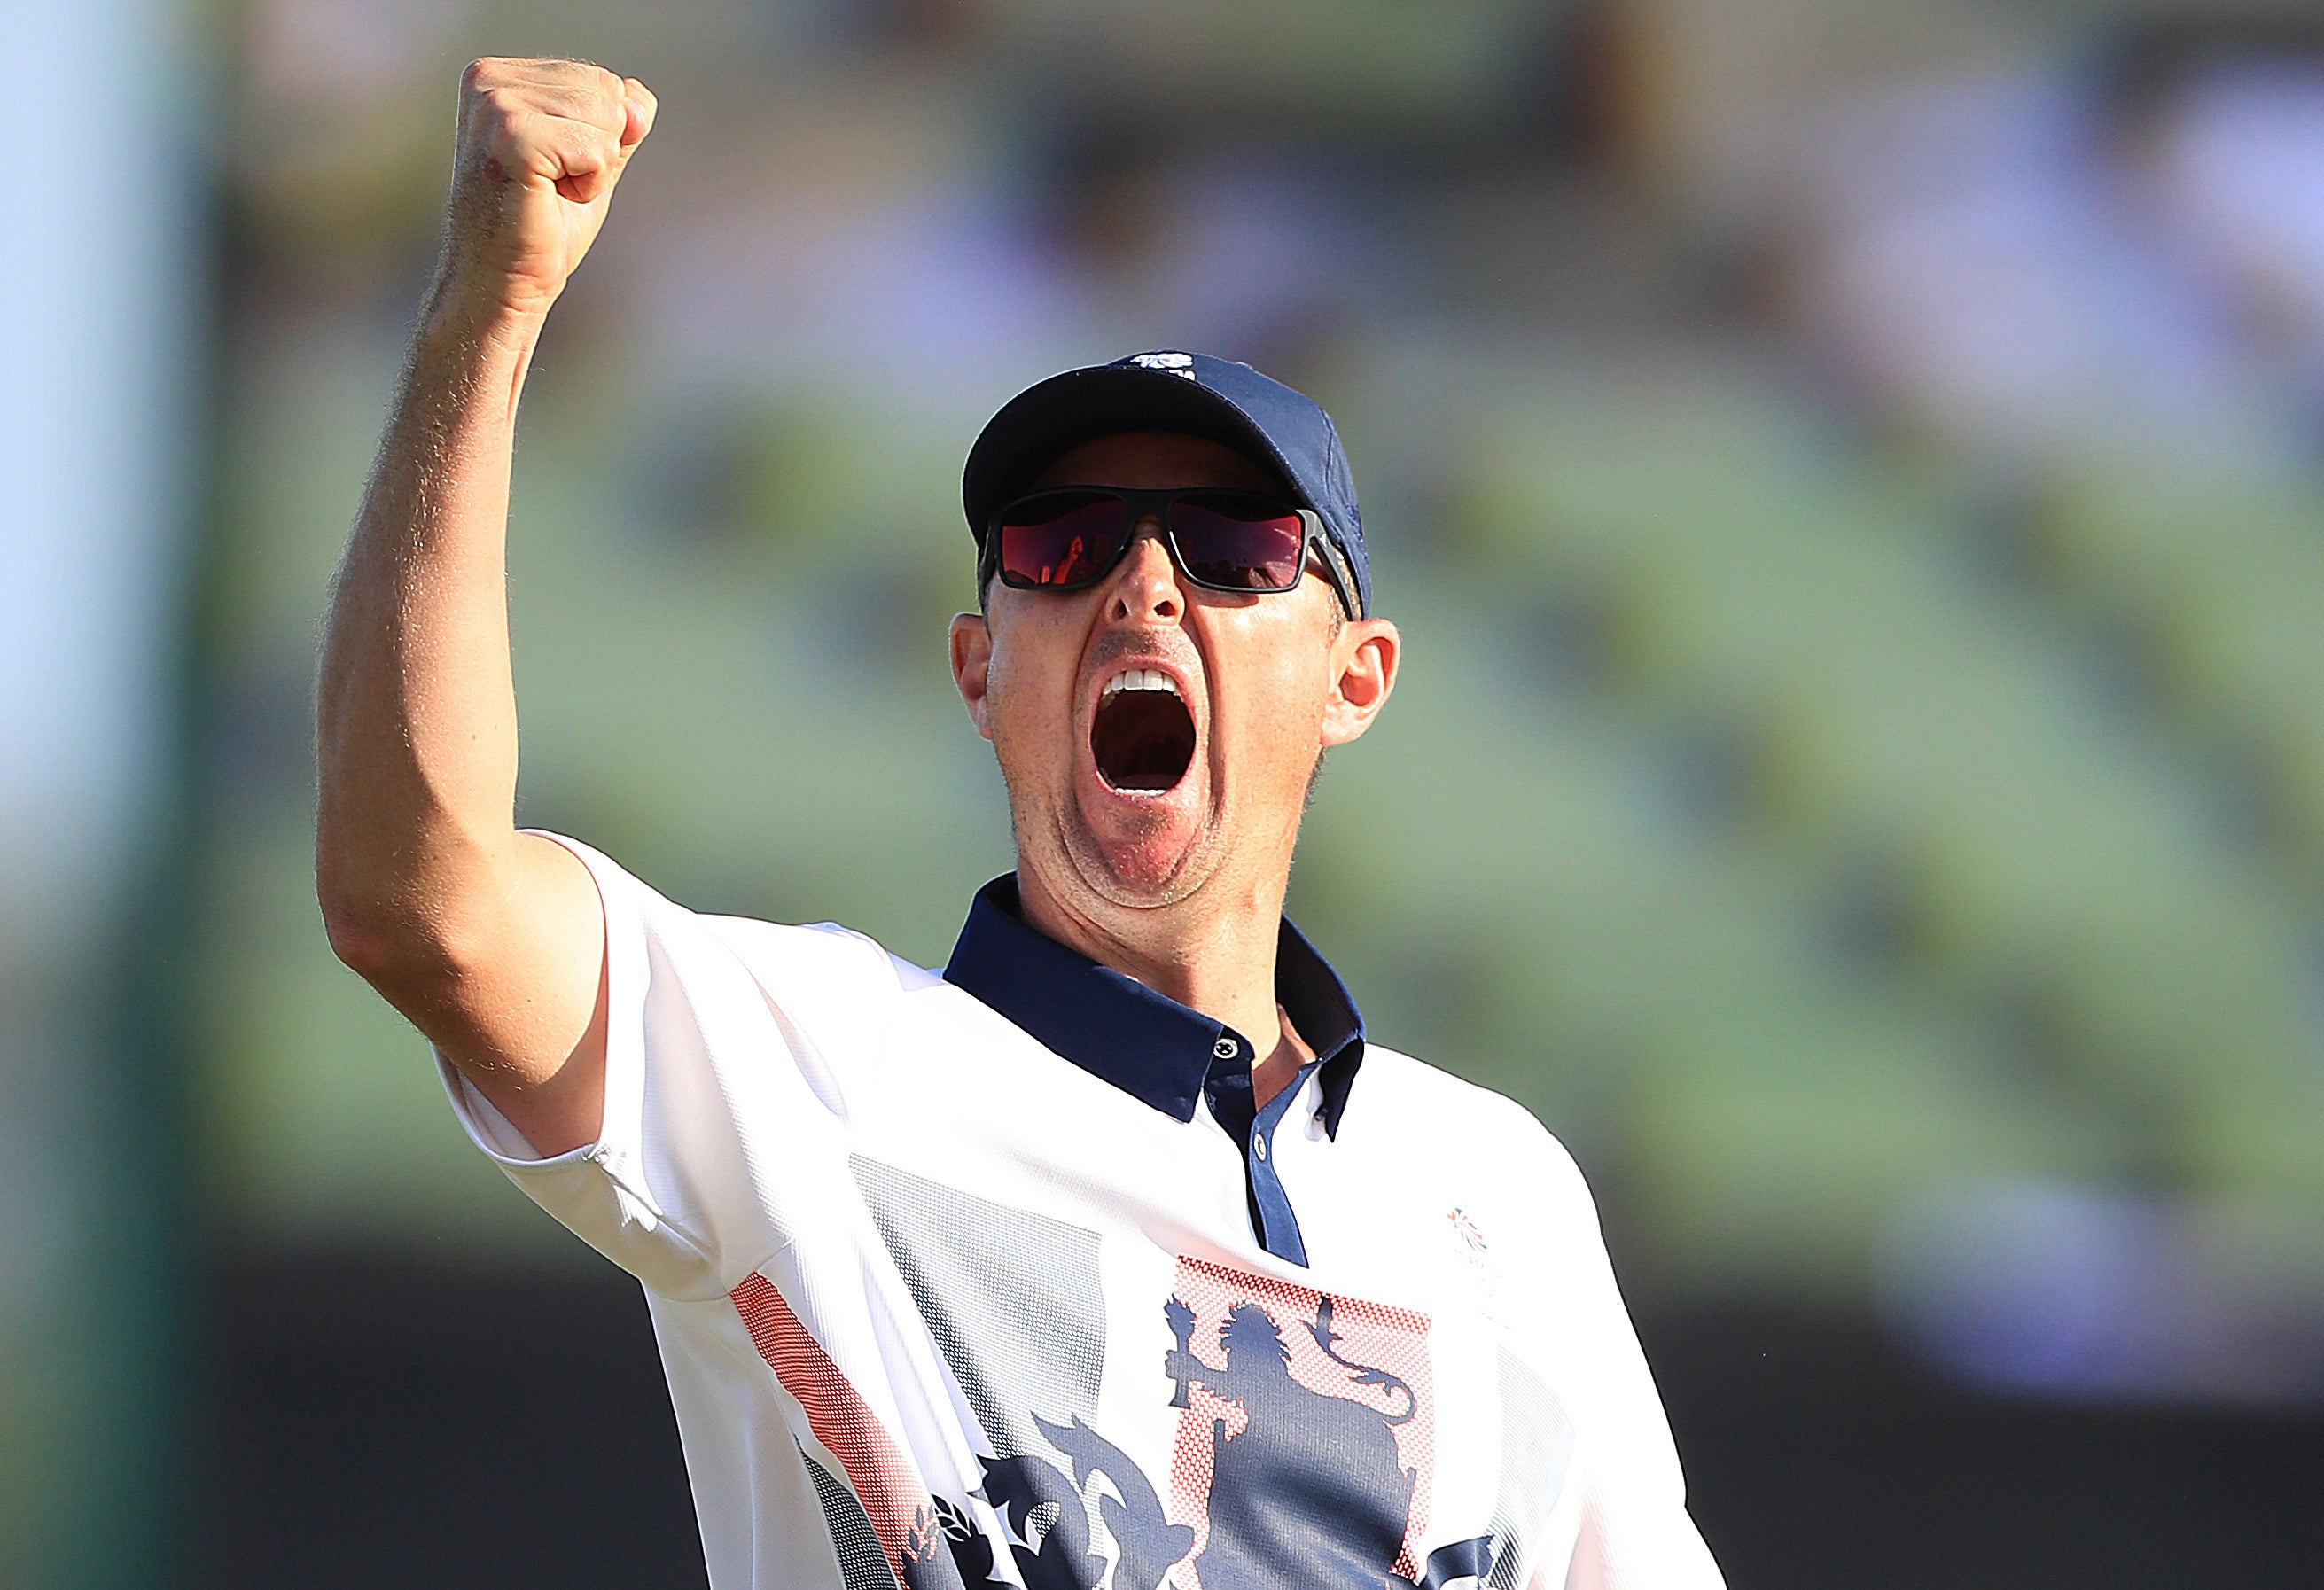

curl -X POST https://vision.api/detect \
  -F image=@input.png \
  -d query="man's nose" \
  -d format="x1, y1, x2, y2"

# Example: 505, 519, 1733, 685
1106, 518, 1181, 623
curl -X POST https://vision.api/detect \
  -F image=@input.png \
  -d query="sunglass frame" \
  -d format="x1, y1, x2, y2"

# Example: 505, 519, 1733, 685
981, 486, 1361, 620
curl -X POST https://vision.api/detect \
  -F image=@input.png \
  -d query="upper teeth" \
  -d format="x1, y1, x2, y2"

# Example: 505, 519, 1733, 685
1103, 668, 1179, 698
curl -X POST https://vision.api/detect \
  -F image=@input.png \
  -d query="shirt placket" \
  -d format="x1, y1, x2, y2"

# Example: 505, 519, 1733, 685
1202, 1031, 1320, 1267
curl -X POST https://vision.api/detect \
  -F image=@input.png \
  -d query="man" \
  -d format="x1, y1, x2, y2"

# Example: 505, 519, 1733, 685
316, 57, 1724, 1590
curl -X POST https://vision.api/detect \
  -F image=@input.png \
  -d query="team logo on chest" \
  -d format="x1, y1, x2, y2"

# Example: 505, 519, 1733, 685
1159, 1255, 1452, 1588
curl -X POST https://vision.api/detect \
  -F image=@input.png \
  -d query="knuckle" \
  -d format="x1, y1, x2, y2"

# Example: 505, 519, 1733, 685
487, 110, 541, 154
581, 68, 627, 128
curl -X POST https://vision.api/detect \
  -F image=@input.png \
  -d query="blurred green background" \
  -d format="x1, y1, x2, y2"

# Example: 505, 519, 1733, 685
9, 0, 2324, 1585
202, 0, 2324, 1321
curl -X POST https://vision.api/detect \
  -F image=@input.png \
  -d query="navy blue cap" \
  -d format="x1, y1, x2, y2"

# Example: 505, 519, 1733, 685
963, 350, 1373, 618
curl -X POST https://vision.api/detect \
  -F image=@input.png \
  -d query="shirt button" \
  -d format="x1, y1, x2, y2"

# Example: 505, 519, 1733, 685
1213, 1037, 1238, 1060
1252, 1133, 1268, 1161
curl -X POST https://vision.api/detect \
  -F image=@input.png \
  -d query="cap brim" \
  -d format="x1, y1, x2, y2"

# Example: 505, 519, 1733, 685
962, 365, 1306, 543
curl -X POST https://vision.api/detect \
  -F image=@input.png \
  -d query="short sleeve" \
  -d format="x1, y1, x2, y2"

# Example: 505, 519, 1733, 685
437, 832, 910, 1302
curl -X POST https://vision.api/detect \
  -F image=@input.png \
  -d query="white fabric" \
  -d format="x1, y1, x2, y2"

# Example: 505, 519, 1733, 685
440, 834, 1725, 1590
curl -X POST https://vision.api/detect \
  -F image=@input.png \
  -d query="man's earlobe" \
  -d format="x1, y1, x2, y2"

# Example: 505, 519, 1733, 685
949, 612, 995, 741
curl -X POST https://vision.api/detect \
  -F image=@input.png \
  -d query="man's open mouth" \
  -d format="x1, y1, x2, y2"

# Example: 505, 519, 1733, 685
1091, 668, 1197, 792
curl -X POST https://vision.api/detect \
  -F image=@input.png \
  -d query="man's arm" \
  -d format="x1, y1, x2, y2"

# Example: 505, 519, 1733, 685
316, 58, 655, 1157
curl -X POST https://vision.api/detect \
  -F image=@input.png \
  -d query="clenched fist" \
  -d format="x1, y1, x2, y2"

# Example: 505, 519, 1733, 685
435, 58, 656, 329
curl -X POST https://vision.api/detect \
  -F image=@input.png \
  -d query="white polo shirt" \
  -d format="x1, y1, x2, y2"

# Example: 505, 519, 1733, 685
441, 834, 1724, 1590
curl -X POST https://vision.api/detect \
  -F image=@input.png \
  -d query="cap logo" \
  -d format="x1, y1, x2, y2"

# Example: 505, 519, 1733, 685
1129, 351, 1197, 379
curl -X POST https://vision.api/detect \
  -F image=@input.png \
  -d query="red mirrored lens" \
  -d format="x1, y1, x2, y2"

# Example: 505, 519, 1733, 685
1168, 495, 1306, 590
997, 495, 1132, 587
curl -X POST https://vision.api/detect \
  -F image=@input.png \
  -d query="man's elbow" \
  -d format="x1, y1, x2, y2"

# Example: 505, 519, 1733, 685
317, 881, 401, 986
315, 853, 466, 1009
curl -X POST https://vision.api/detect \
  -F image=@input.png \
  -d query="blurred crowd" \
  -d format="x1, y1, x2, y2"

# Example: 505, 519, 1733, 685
206, 0, 2324, 1392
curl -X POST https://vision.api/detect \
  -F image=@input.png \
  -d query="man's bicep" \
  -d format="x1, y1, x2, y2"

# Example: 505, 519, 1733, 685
425, 830, 610, 1157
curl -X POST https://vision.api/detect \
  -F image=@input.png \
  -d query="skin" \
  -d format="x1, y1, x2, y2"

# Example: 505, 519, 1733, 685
316, 57, 1398, 1163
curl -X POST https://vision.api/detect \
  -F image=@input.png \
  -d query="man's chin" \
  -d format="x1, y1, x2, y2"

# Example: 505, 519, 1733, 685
1061, 791, 1213, 908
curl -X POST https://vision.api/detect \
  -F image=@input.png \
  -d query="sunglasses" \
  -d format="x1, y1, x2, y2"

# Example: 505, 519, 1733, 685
984, 487, 1361, 619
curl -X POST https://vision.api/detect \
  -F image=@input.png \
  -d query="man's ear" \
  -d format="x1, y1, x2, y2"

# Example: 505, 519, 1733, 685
950, 612, 995, 741
1321, 617, 1400, 748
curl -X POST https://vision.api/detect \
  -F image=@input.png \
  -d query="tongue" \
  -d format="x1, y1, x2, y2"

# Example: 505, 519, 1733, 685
1093, 690, 1196, 791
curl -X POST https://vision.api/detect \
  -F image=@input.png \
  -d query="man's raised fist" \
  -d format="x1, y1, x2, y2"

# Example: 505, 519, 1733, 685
437, 58, 656, 328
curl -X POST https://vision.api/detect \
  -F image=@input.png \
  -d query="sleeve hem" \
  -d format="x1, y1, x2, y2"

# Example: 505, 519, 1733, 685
433, 1057, 597, 1170
523, 828, 651, 1171
427, 830, 648, 1188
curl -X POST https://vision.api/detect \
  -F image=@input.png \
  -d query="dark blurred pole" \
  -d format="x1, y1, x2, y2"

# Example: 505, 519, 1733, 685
0, 0, 209, 1585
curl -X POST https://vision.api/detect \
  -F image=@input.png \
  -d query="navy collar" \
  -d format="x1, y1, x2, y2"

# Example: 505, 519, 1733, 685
942, 875, 1367, 1136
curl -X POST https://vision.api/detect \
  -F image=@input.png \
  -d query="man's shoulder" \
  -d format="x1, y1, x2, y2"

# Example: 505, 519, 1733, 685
1350, 1042, 1583, 1181
694, 910, 945, 997
1349, 1045, 1612, 1277
540, 830, 947, 999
